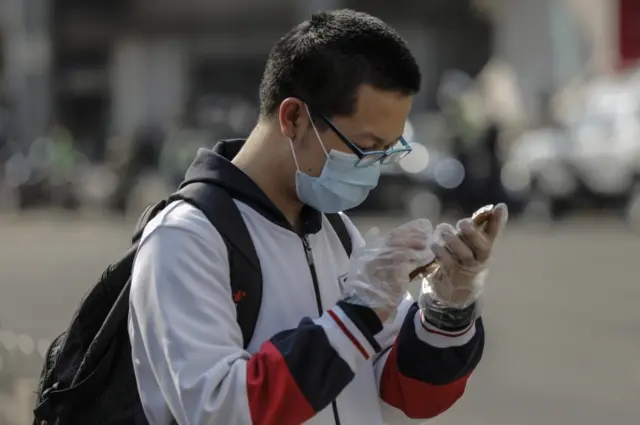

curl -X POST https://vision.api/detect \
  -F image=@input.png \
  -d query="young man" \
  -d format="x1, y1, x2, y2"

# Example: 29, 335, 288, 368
129, 9, 507, 425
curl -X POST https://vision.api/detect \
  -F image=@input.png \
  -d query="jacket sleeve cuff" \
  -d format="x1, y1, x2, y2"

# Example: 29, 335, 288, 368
417, 310, 477, 348
420, 293, 479, 332
314, 305, 381, 371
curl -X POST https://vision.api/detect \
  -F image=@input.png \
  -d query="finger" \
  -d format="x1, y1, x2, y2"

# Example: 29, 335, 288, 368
484, 203, 509, 241
391, 218, 433, 235
370, 249, 423, 271
364, 226, 380, 238
441, 231, 476, 266
458, 218, 491, 262
387, 222, 429, 241
386, 232, 428, 251
431, 243, 457, 271
370, 253, 408, 269
434, 222, 457, 239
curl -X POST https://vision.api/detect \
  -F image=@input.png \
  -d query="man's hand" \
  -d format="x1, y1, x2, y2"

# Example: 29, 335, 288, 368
425, 203, 508, 308
342, 219, 435, 323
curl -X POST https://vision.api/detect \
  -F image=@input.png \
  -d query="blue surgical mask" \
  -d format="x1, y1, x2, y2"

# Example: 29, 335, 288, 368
289, 105, 381, 213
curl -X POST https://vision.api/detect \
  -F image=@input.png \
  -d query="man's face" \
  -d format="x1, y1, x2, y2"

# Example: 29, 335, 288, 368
286, 85, 413, 178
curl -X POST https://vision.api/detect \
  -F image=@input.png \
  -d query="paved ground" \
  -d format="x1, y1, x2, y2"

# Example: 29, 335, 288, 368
0, 212, 638, 424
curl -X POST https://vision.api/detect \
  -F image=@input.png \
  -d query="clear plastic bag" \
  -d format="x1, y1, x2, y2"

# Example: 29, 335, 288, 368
341, 219, 435, 320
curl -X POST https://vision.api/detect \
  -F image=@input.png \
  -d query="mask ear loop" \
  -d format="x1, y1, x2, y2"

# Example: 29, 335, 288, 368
288, 138, 301, 171
304, 103, 329, 158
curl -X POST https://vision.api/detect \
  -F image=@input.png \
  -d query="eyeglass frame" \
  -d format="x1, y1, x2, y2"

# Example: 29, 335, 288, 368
306, 105, 413, 167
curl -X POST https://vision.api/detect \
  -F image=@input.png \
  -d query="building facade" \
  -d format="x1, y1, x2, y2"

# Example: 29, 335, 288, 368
1, 0, 494, 155
3, 0, 631, 154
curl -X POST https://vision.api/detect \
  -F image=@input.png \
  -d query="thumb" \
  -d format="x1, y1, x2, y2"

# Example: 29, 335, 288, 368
362, 226, 381, 244
485, 203, 509, 241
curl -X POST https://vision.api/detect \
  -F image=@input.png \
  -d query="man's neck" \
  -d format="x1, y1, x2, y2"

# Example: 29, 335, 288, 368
232, 127, 305, 233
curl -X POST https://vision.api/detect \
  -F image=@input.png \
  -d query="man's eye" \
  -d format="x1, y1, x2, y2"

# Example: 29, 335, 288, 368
358, 143, 379, 152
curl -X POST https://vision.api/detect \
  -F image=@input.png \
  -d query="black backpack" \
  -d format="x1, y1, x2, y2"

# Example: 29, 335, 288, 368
32, 181, 352, 425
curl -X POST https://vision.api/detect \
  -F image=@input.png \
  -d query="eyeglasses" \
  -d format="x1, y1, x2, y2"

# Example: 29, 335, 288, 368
312, 111, 413, 168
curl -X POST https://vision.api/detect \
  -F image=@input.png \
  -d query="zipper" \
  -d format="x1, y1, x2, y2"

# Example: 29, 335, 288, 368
302, 235, 342, 425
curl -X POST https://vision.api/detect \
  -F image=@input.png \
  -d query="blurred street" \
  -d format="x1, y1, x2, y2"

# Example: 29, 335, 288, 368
0, 213, 638, 424
1, 0, 640, 423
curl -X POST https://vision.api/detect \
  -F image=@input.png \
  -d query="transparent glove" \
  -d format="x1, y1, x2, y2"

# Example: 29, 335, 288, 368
420, 203, 509, 310
342, 219, 435, 323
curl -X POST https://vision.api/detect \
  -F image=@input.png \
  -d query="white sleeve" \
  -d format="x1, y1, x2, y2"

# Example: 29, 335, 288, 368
129, 202, 251, 425
129, 203, 382, 425
339, 213, 481, 422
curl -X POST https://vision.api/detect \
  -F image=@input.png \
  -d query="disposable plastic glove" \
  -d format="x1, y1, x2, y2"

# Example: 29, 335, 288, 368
341, 218, 435, 323
420, 203, 509, 311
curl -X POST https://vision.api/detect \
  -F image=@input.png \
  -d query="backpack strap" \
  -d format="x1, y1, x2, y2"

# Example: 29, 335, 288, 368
173, 182, 262, 349
132, 200, 169, 243
325, 213, 352, 257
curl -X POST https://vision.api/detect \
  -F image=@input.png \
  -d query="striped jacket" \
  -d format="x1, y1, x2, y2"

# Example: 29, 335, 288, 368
128, 141, 484, 425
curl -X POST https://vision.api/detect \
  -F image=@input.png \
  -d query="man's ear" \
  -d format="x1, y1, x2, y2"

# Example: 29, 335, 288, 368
278, 98, 309, 141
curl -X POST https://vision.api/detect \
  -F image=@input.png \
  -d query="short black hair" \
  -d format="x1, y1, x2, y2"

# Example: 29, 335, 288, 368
259, 9, 421, 119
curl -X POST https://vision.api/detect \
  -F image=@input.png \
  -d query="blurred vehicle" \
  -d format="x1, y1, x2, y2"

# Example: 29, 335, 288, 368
1, 134, 87, 211
194, 95, 258, 137
356, 140, 443, 220
109, 124, 166, 214
396, 145, 467, 219
501, 128, 576, 219
356, 117, 517, 221
120, 126, 226, 216
569, 87, 640, 210
356, 119, 469, 220
116, 95, 257, 215
502, 81, 640, 219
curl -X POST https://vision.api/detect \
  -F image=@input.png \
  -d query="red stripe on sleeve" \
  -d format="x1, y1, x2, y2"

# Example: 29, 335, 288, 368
327, 309, 370, 360
246, 341, 315, 425
379, 341, 470, 419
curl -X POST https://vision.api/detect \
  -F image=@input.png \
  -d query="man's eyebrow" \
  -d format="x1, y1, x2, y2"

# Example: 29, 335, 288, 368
360, 131, 403, 148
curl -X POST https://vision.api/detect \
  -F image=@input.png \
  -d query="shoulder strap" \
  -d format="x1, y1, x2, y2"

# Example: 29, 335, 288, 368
132, 200, 169, 243
325, 213, 352, 257
173, 182, 262, 349
69, 185, 261, 392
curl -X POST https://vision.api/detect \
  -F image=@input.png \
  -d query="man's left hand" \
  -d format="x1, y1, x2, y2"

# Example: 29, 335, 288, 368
425, 203, 509, 308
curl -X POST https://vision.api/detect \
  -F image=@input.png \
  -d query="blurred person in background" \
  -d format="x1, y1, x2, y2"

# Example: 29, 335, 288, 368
130, 9, 507, 425
0, 93, 15, 159
47, 124, 77, 183
111, 123, 166, 213
438, 70, 480, 151
439, 62, 523, 214
475, 62, 526, 212
47, 123, 81, 209
0, 94, 13, 206
438, 69, 489, 214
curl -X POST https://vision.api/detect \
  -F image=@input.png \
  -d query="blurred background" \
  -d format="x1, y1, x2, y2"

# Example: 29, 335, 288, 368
0, 0, 639, 424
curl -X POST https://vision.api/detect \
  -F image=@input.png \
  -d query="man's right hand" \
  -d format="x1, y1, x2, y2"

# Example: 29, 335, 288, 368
341, 219, 435, 323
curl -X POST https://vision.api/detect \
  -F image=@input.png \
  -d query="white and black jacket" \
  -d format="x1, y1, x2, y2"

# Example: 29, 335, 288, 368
128, 140, 484, 425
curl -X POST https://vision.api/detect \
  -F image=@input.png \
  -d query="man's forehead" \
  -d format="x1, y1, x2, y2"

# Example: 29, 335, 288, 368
352, 85, 412, 138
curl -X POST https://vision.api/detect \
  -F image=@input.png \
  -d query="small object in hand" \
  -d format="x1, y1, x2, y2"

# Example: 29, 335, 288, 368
408, 204, 494, 281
